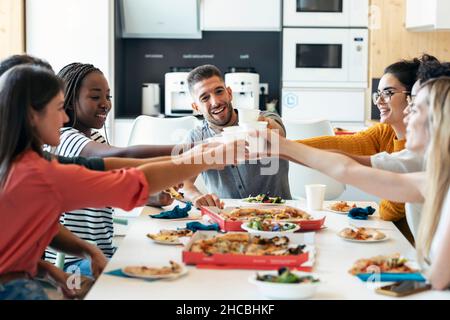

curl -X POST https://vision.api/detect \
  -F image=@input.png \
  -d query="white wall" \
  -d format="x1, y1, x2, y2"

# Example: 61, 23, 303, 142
26, 0, 115, 137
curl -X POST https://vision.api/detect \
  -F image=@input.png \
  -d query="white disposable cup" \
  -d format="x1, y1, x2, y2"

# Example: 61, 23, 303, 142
221, 126, 247, 143
305, 184, 326, 210
238, 108, 260, 123
220, 126, 247, 162
240, 121, 268, 155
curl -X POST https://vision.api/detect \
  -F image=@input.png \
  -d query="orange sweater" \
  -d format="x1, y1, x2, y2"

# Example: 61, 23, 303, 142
297, 123, 406, 222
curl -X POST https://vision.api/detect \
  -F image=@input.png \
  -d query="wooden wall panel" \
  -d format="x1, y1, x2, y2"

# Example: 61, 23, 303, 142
0, 0, 25, 60
369, 0, 450, 79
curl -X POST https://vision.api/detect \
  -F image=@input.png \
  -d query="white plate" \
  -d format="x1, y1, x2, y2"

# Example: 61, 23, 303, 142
338, 232, 389, 243
327, 208, 350, 214
149, 238, 183, 245
122, 264, 188, 280
241, 222, 300, 234
249, 272, 320, 300
146, 232, 191, 245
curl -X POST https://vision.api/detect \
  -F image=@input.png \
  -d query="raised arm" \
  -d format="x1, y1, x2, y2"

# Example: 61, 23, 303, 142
79, 142, 176, 158
103, 156, 174, 170
279, 138, 424, 203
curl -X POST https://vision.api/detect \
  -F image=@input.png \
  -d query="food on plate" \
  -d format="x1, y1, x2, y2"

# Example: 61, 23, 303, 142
242, 193, 285, 204
123, 261, 183, 277
330, 201, 356, 212
147, 229, 193, 243
223, 206, 311, 222
256, 267, 319, 284
349, 254, 418, 275
246, 218, 298, 232
166, 187, 184, 200
339, 227, 386, 241
189, 233, 305, 256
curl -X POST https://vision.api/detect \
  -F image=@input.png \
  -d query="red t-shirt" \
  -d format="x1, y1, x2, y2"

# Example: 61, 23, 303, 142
0, 150, 149, 276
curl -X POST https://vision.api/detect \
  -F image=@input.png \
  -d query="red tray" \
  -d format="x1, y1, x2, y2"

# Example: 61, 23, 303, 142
201, 206, 326, 232
182, 231, 311, 269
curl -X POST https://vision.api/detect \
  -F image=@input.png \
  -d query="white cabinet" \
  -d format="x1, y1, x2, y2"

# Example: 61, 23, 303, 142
201, 0, 281, 31
120, 0, 201, 39
406, 0, 450, 31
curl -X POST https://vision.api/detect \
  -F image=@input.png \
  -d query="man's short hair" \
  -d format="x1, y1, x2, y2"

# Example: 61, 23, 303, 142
187, 64, 224, 93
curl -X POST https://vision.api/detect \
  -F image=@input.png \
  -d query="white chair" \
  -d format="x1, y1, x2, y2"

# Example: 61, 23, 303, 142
128, 115, 200, 145
283, 118, 346, 200
127, 115, 207, 193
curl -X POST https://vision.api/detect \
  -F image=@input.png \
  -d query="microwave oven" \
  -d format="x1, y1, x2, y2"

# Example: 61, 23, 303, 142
282, 28, 368, 88
283, 0, 369, 27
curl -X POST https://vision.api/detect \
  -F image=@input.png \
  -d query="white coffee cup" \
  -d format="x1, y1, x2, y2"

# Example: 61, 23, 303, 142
221, 126, 246, 142
305, 184, 326, 210
240, 121, 268, 155
237, 108, 260, 124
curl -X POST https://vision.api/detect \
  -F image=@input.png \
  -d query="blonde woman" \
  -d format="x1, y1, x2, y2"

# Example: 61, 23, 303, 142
261, 77, 450, 289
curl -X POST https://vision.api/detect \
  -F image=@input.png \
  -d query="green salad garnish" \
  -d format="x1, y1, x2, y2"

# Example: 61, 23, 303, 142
256, 267, 319, 284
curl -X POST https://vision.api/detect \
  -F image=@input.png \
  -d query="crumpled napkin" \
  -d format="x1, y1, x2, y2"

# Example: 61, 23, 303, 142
150, 202, 192, 219
347, 206, 376, 220
185, 221, 220, 232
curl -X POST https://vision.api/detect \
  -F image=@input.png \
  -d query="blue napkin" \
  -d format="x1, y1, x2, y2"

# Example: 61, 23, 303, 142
150, 202, 192, 219
105, 269, 133, 278
105, 269, 158, 282
348, 206, 376, 220
185, 221, 220, 232
356, 273, 426, 282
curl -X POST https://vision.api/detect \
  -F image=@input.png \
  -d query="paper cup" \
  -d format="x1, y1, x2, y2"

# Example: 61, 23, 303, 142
240, 121, 268, 155
238, 108, 260, 124
305, 184, 326, 210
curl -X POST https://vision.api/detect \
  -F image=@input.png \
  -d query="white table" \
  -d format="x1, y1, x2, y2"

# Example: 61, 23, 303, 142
86, 200, 450, 300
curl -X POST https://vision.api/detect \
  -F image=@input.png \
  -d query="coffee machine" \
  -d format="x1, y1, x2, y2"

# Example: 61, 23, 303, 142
164, 72, 194, 116
225, 69, 260, 110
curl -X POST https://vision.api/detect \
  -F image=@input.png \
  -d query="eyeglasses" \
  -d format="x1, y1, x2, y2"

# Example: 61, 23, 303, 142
372, 89, 410, 105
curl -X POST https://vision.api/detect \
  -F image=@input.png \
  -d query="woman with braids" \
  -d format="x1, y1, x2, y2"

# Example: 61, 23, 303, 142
0, 65, 236, 299
295, 55, 437, 240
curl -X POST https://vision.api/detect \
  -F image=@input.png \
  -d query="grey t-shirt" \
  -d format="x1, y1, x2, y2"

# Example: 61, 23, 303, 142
186, 111, 291, 200
371, 149, 425, 240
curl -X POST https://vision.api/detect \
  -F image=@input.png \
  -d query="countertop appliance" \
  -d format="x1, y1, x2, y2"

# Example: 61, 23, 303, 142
283, 28, 368, 88
225, 70, 260, 109
283, 0, 368, 28
165, 72, 194, 116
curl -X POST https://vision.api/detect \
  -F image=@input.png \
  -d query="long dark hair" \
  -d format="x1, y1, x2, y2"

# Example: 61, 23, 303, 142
57, 62, 102, 128
384, 54, 438, 92
0, 65, 63, 186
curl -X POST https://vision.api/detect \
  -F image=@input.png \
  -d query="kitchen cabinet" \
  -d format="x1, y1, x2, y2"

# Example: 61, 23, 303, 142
406, 0, 450, 31
119, 0, 201, 39
201, 0, 281, 31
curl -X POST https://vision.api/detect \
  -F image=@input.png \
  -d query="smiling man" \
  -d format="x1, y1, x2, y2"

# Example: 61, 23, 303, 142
183, 64, 291, 208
